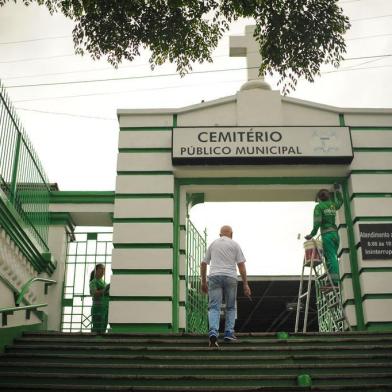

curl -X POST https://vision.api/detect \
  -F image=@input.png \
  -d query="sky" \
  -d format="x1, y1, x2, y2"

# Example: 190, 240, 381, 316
0, 0, 391, 275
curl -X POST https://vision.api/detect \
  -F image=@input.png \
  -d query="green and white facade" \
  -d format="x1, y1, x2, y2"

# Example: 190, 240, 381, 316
111, 82, 392, 333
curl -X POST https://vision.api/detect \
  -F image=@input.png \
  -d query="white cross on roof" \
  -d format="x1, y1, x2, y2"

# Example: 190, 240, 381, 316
229, 25, 270, 90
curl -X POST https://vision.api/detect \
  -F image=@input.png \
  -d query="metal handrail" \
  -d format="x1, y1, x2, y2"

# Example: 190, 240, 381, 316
15, 278, 56, 306
0, 303, 48, 314
0, 303, 48, 327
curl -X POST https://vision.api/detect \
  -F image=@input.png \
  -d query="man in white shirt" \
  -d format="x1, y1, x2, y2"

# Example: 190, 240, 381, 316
201, 225, 251, 347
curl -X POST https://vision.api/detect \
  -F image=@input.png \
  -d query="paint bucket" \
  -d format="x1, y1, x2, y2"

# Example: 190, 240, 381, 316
297, 373, 312, 387
276, 331, 289, 340
303, 240, 323, 266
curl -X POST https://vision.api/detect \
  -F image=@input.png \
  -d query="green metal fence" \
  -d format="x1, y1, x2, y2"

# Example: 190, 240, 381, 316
185, 219, 208, 333
0, 79, 50, 254
62, 232, 112, 332
62, 225, 206, 333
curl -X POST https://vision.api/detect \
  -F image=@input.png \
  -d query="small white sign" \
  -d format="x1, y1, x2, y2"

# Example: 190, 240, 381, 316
172, 126, 353, 164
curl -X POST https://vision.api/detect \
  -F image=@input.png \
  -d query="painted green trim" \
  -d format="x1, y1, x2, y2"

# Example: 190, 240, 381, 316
62, 298, 73, 307
351, 170, 392, 174
112, 218, 173, 223
119, 148, 172, 153
341, 272, 353, 281
115, 194, 173, 199
113, 243, 173, 249
363, 294, 392, 300
112, 269, 172, 275
87, 233, 97, 240
360, 267, 392, 273
50, 191, 115, 204
351, 193, 392, 200
120, 127, 173, 131
109, 323, 172, 333
117, 171, 173, 175
49, 212, 75, 227
338, 248, 350, 258
172, 179, 180, 333
354, 148, 392, 152
177, 177, 345, 186
342, 299, 355, 307
173, 114, 177, 128
110, 296, 172, 301
353, 216, 392, 224
342, 179, 365, 330
365, 322, 392, 331
187, 193, 205, 208
0, 322, 43, 353
339, 113, 345, 127
350, 127, 392, 131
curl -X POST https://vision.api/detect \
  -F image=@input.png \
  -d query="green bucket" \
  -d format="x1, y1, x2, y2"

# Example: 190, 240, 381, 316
276, 331, 289, 339
297, 374, 312, 387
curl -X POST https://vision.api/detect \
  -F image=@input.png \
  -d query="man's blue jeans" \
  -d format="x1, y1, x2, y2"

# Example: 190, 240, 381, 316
208, 275, 237, 336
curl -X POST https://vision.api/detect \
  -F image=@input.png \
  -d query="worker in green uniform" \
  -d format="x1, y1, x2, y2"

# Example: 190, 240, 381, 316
89, 263, 109, 333
305, 184, 343, 286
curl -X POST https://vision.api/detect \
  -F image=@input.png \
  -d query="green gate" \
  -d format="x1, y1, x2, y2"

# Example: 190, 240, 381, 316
61, 232, 112, 332
62, 225, 206, 333
185, 219, 208, 333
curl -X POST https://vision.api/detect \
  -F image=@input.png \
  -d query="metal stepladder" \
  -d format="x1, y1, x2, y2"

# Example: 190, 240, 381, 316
295, 238, 351, 333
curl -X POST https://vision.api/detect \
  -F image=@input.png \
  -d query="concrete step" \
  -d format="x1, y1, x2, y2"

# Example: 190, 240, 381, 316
23, 331, 392, 338
1, 384, 392, 391
3, 332, 390, 391
5, 343, 392, 356
0, 371, 391, 388
15, 336, 392, 346
2, 352, 391, 365
0, 361, 390, 376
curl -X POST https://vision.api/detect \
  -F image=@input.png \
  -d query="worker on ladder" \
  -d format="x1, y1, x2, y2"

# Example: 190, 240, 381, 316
305, 184, 343, 287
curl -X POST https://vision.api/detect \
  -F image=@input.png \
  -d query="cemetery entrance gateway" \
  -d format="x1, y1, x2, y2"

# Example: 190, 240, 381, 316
177, 176, 356, 333
110, 24, 392, 333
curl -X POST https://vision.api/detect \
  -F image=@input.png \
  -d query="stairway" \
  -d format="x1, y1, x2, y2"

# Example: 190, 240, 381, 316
0, 331, 392, 391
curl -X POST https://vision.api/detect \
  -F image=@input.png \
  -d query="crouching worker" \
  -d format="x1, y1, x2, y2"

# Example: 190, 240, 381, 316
200, 225, 251, 348
89, 263, 110, 333
305, 184, 343, 286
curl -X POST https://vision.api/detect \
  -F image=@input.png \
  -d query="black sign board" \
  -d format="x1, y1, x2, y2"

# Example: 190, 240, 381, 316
359, 224, 392, 260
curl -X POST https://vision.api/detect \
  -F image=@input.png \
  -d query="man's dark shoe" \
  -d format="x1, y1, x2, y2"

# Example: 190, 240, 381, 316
209, 334, 219, 348
223, 332, 238, 342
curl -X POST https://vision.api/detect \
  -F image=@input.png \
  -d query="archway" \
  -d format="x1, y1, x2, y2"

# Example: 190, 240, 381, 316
178, 178, 348, 333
